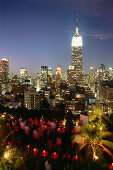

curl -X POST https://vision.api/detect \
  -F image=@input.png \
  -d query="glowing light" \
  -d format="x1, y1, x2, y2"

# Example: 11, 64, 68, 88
90, 66, 93, 70
34, 148, 37, 152
109, 163, 113, 170
4, 148, 16, 160
26, 145, 30, 150
36, 83, 41, 92
82, 138, 85, 144
2, 58, 8, 61
72, 154, 78, 161
7, 141, 10, 145
63, 119, 66, 126
40, 150, 48, 157
75, 155, 78, 160
33, 148, 39, 155
94, 155, 99, 160
76, 94, 81, 98
72, 36, 82, 47
100, 126, 103, 130
57, 128, 61, 132
69, 66, 75, 70
51, 152, 59, 159
4, 151, 10, 159
1, 114, 5, 118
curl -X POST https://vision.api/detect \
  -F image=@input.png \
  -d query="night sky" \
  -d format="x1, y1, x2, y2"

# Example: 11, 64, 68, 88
0, 0, 113, 76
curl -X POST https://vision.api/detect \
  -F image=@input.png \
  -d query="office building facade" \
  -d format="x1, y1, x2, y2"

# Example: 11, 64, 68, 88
0, 58, 9, 82
40, 66, 48, 89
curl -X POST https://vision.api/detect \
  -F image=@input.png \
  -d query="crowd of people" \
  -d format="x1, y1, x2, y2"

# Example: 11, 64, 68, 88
3, 115, 81, 169
5, 116, 78, 153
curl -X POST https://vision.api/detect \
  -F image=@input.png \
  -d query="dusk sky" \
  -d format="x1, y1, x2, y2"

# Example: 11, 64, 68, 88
0, 0, 113, 76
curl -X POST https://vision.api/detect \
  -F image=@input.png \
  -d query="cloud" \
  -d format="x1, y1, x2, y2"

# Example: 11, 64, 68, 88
85, 32, 113, 40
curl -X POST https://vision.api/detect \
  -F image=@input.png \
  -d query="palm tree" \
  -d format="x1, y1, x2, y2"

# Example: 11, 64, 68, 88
88, 107, 111, 125
0, 145, 24, 169
72, 108, 113, 163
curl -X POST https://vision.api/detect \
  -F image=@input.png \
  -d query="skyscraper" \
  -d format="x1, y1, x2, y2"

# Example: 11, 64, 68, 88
20, 68, 28, 78
71, 17, 84, 85
48, 68, 53, 77
0, 58, 9, 82
56, 65, 62, 78
55, 65, 62, 88
0, 58, 10, 95
67, 66, 75, 88
40, 66, 48, 89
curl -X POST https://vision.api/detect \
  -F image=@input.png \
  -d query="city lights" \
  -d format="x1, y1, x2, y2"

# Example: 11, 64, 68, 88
0, 1, 113, 169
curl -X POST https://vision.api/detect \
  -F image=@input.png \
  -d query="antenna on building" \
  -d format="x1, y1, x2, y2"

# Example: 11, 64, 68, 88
76, 14, 79, 35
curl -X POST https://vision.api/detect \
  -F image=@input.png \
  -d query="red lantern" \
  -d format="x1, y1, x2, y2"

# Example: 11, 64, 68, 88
72, 155, 78, 161
45, 125, 48, 129
7, 141, 10, 145
51, 152, 59, 159
26, 144, 30, 150
75, 155, 78, 160
40, 150, 48, 157
33, 148, 39, 155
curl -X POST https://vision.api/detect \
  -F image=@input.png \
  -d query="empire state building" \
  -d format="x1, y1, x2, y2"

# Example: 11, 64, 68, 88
71, 19, 84, 85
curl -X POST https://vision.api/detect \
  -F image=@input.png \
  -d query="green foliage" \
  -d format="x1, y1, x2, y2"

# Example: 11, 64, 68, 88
0, 116, 24, 170
72, 107, 113, 168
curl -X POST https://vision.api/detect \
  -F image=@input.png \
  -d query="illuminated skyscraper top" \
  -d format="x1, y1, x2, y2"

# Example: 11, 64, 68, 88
71, 16, 82, 47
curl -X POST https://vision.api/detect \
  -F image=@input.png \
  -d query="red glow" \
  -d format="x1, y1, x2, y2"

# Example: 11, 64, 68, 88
33, 148, 39, 155
63, 154, 66, 159
34, 148, 37, 152
45, 125, 48, 129
14, 126, 19, 132
7, 141, 10, 145
63, 154, 71, 160
51, 152, 59, 159
26, 145, 30, 150
36, 122, 38, 126
62, 129, 65, 133
72, 155, 78, 161
40, 150, 48, 157
40, 120, 45, 126
109, 163, 113, 170
57, 128, 60, 132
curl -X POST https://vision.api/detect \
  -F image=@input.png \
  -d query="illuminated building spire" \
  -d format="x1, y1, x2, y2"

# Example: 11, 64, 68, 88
70, 15, 84, 87
76, 14, 79, 35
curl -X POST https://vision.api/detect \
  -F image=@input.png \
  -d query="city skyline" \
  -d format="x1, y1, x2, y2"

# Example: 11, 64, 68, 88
0, 0, 113, 76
